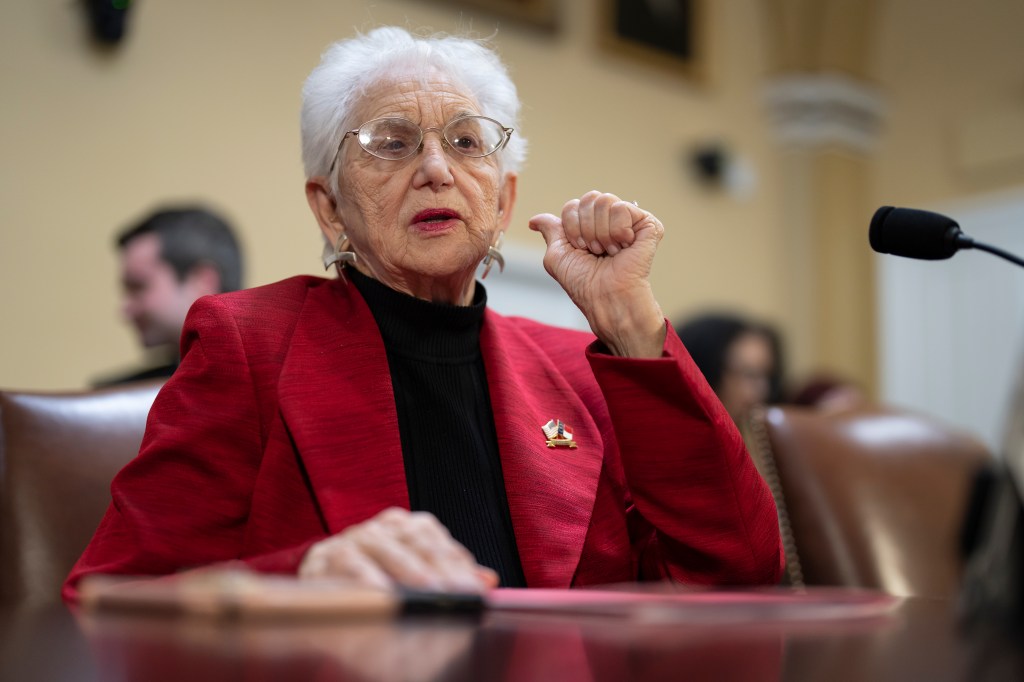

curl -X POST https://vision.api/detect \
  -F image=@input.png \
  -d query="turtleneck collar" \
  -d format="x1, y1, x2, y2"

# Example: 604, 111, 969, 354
347, 268, 487, 361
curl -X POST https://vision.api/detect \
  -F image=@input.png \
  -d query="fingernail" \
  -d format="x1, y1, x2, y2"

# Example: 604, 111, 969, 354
589, 241, 603, 254
576, 238, 588, 249
606, 244, 620, 255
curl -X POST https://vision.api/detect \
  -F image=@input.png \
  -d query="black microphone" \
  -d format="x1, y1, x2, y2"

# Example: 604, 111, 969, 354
869, 206, 1024, 269
869, 206, 971, 260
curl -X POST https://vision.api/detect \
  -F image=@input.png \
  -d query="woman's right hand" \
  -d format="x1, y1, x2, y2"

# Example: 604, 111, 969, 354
298, 507, 498, 593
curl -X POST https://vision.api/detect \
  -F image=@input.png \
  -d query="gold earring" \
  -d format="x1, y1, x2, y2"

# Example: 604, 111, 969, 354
481, 233, 505, 279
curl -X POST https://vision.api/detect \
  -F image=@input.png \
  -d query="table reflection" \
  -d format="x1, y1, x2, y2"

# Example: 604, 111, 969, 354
2, 592, 1020, 681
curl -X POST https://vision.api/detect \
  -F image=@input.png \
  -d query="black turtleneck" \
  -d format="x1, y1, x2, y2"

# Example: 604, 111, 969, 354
349, 269, 526, 588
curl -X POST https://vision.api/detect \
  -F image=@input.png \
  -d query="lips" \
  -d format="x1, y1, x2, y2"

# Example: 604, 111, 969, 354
411, 208, 462, 227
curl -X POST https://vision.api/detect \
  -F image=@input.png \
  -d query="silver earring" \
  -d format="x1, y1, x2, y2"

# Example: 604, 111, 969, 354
481, 233, 505, 279
322, 233, 358, 273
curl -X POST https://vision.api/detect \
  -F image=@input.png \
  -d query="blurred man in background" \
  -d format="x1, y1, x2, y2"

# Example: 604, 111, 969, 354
94, 206, 243, 386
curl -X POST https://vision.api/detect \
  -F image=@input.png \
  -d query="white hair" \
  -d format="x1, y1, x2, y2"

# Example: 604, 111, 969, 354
301, 27, 527, 184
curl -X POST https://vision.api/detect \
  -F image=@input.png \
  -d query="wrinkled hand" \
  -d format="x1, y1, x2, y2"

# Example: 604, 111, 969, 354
299, 507, 498, 593
530, 191, 666, 357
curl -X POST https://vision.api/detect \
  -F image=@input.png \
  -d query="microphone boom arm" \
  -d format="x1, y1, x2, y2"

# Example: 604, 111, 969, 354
957, 235, 1024, 270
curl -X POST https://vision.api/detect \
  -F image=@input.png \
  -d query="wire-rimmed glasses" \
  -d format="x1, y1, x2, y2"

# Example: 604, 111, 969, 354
329, 115, 513, 172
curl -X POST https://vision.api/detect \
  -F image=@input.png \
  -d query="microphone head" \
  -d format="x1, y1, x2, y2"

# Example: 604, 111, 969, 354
869, 206, 963, 260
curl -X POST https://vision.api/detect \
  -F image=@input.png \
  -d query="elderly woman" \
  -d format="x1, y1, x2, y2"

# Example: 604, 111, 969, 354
65, 27, 781, 601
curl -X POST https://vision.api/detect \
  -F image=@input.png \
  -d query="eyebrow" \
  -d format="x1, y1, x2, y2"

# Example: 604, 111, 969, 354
381, 110, 479, 124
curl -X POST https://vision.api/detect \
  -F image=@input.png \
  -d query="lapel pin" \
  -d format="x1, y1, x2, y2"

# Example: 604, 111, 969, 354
542, 418, 577, 449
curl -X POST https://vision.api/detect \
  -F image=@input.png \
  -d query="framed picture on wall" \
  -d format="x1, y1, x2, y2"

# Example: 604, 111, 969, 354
599, 0, 704, 80
434, 0, 560, 31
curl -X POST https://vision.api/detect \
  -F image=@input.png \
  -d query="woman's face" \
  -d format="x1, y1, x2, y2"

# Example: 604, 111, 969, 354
718, 331, 775, 425
315, 69, 516, 303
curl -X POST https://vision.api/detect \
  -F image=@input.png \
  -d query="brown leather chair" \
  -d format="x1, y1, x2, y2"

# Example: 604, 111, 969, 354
0, 382, 161, 607
755, 405, 992, 597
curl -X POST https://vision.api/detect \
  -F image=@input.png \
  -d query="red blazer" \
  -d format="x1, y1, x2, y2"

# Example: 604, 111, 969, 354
65, 276, 782, 601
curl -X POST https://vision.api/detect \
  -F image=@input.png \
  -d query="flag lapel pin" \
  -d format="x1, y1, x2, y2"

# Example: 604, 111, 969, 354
542, 418, 577, 449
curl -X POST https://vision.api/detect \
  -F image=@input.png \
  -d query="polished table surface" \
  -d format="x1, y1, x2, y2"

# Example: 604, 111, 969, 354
1, 591, 1021, 681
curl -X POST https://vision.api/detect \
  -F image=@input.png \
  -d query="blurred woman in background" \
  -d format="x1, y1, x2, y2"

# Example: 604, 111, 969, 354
675, 312, 785, 437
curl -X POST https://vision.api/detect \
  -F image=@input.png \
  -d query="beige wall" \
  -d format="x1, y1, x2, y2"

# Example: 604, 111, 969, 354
1, 0, 1022, 391
871, 0, 1024, 204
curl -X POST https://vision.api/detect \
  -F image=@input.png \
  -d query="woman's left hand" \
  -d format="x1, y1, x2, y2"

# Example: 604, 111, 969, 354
530, 191, 667, 358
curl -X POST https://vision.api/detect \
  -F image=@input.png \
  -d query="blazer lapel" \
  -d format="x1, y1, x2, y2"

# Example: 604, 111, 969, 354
481, 313, 604, 588
278, 278, 409, 534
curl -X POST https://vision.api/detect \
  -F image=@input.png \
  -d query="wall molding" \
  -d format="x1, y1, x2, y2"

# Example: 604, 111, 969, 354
764, 73, 885, 152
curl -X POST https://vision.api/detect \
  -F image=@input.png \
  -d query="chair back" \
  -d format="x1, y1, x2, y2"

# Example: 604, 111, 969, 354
760, 405, 991, 597
0, 382, 160, 606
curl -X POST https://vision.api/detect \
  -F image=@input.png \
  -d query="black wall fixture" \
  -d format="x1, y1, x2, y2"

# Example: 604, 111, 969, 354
84, 0, 133, 45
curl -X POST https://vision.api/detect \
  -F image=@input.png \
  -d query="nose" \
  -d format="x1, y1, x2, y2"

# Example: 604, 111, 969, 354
121, 290, 141, 320
412, 131, 455, 190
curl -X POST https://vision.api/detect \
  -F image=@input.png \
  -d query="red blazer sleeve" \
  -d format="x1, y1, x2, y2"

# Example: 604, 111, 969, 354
63, 296, 323, 603
587, 322, 784, 585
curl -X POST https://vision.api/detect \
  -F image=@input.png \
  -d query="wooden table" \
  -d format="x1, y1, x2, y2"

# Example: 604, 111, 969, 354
1, 593, 1020, 681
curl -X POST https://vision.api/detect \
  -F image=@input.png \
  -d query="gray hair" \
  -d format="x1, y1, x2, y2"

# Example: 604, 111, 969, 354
300, 27, 527, 185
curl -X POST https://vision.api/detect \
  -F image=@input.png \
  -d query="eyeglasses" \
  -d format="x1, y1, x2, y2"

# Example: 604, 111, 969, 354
329, 115, 513, 171
725, 365, 772, 386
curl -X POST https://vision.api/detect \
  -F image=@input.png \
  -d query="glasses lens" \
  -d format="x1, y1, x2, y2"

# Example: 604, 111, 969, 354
358, 118, 421, 160
444, 116, 506, 157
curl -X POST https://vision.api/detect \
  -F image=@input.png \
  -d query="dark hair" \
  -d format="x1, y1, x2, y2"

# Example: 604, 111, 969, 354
674, 312, 786, 404
116, 207, 243, 293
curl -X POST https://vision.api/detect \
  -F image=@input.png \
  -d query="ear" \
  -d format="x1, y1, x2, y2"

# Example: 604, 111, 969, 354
184, 263, 222, 297
305, 177, 346, 247
496, 171, 518, 234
